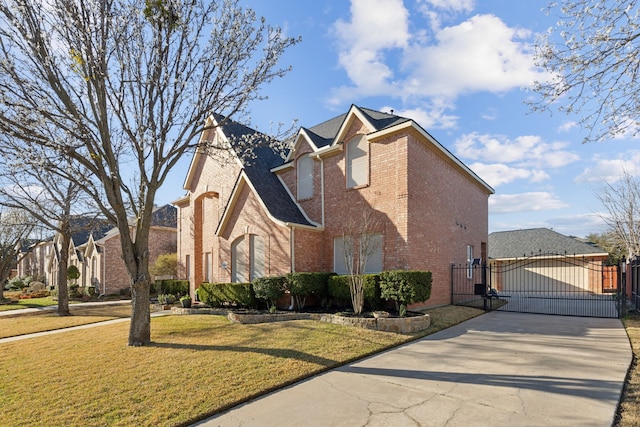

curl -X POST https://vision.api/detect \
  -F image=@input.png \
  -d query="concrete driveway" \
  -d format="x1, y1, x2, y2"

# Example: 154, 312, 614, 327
195, 311, 631, 427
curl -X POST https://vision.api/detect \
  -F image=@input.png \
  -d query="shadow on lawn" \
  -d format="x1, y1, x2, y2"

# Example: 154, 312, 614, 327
147, 341, 338, 366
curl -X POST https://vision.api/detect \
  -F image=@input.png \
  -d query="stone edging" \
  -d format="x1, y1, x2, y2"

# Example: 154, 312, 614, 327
171, 307, 431, 333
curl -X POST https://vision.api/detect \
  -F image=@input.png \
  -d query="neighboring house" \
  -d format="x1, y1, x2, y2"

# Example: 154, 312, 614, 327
47, 205, 177, 295
176, 105, 493, 307
16, 239, 53, 282
488, 228, 612, 294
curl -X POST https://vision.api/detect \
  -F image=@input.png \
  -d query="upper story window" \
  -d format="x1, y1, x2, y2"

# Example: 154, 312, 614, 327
346, 135, 368, 188
297, 155, 314, 199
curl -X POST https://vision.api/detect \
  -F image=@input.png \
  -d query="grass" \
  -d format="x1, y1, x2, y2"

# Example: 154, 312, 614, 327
0, 303, 135, 338
616, 312, 640, 426
0, 295, 59, 311
0, 305, 482, 427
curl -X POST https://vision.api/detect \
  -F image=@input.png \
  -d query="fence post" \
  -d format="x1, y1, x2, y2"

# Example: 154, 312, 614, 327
620, 256, 627, 318
450, 263, 454, 305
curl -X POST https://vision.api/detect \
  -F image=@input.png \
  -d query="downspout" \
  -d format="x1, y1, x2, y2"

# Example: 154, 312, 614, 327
99, 245, 106, 298
289, 226, 295, 310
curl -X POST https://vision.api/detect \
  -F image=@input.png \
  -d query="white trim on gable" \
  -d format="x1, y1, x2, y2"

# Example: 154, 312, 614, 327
216, 171, 323, 237
183, 116, 244, 191
284, 129, 320, 163
331, 105, 376, 147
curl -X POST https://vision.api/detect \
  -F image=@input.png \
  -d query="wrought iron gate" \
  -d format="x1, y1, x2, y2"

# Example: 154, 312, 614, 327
452, 253, 624, 318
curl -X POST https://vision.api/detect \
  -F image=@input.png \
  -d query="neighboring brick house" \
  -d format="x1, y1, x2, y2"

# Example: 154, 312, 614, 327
16, 239, 54, 282
176, 105, 493, 308
47, 205, 177, 295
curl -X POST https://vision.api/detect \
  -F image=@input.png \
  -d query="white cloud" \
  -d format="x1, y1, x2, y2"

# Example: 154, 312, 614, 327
469, 163, 547, 187
490, 192, 568, 213
402, 14, 541, 99
454, 132, 579, 168
333, 0, 409, 93
422, 0, 474, 13
379, 101, 458, 129
330, 3, 549, 124
575, 151, 640, 183
558, 121, 577, 133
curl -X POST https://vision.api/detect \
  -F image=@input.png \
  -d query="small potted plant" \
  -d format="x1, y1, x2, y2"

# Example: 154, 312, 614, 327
180, 294, 192, 308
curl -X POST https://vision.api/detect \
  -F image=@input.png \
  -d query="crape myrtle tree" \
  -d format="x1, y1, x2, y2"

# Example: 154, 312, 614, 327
531, 0, 640, 143
0, 0, 299, 345
595, 170, 640, 259
0, 207, 35, 299
0, 145, 100, 316
341, 206, 381, 315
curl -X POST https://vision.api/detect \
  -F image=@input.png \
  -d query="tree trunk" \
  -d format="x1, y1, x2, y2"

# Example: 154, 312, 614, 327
128, 277, 151, 346
349, 275, 364, 315
56, 233, 71, 316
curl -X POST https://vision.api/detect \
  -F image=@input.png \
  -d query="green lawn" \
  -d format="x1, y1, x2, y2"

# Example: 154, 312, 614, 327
0, 305, 482, 427
0, 296, 59, 311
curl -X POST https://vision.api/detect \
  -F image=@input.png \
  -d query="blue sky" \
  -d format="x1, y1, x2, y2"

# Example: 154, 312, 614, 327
160, 0, 638, 239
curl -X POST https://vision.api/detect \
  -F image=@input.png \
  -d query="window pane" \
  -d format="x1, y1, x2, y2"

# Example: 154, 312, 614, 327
297, 156, 314, 199
232, 236, 247, 282
333, 237, 348, 275
346, 135, 368, 188
250, 235, 265, 280
364, 234, 383, 273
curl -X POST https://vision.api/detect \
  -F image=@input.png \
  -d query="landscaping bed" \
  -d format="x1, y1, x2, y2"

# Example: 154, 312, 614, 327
171, 306, 431, 333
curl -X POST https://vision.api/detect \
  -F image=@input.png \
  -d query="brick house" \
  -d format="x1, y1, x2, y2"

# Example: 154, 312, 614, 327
47, 205, 177, 295
16, 239, 53, 282
176, 105, 494, 307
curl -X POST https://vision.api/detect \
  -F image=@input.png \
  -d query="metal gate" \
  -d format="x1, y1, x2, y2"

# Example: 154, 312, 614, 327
452, 253, 624, 318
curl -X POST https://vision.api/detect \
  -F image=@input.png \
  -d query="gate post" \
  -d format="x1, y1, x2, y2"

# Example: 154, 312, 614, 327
620, 256, 627, 318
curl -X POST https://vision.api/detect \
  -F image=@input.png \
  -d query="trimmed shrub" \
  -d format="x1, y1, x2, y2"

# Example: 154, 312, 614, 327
328, 274, 383, 310
155, 279, 189, 297
6, 276, 31, 291
379, 270, 432, 315
285, 272, 334, 310
252, 276, 287, 310
197, 282, 256, 308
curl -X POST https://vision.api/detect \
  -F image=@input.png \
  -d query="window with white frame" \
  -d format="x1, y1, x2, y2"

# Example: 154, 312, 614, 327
231, 236, 247, 283
297, 155, 314, 199
364, 234, 383, 273
205, 252, 212, 282
250, 235, 265, 280
232, 234, 265, 282
346, 135, 368, 188
333, 234, 383, 275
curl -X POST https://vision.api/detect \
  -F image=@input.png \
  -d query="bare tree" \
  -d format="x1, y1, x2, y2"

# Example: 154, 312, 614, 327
0, 144, 100, 316
0, 207, 35, 299
0, 0, 299, 345
531, 0, 640, 143
341, 207, 381, 315
595, 170, 640, 259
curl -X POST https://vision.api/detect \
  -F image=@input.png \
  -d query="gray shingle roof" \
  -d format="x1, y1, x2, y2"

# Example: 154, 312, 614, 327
216, 106, 412, 228
218, 119, 313, 227
488, 228, 607, 259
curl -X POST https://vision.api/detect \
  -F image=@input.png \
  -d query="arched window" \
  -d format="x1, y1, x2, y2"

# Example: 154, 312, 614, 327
297, 155, 314, 199
231, 234, 265, 282
346, 135, 368, 188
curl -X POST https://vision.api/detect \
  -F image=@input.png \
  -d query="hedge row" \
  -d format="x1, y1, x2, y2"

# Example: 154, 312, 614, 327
155, 279, 189, 297
196, 270, 432, 311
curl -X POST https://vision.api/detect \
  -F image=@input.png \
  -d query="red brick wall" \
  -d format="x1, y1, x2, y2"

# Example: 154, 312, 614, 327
219, 183, 291, 280
404, 130, 489, 307
101, 226, 177, 295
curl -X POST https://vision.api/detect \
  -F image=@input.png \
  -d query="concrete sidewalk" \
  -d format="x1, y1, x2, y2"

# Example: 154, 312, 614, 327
0, 299, 132, 318
196, 312, 631, 427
